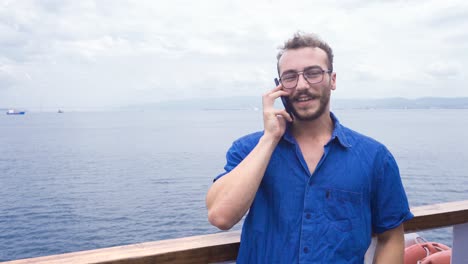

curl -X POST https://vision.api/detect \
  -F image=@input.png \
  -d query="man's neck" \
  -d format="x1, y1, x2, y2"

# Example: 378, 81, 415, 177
291, 111, 334, 141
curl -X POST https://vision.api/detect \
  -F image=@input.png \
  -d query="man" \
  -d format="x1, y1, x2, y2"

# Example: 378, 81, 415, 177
206, 32, 413, 263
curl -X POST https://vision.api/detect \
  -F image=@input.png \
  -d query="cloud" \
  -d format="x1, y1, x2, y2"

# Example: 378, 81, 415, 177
1, 0, 468, 108
0, 72, 14, 90
0, 58, 27, 90
425, 62, 461, 78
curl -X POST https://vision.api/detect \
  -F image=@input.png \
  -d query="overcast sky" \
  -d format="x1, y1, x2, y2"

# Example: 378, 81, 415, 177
1, 0, 467, 110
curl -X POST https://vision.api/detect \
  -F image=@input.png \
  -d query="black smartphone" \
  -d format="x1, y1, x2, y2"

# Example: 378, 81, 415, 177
275, 78, 294, 121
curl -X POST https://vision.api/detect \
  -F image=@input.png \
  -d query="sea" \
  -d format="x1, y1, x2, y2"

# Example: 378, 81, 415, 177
1, 109, 467, 262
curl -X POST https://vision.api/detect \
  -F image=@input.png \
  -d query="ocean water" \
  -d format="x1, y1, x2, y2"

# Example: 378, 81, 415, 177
1, 109, 467, 261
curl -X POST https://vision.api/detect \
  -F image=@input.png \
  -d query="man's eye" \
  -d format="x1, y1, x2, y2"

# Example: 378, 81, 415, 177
304, 71, 322, 78
282, 74, 297, 81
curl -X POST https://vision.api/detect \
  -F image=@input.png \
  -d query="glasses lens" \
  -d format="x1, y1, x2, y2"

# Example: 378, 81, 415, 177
280, 73, 298, 89
304, 68, 324, 84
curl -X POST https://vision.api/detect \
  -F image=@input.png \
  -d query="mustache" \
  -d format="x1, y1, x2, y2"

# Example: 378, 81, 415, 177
291, 90, 320, 101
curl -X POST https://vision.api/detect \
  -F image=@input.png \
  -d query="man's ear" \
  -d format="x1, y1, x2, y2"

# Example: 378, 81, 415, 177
330, 72, 337, 91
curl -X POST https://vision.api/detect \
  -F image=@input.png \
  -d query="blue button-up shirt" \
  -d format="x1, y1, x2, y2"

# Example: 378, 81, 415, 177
215, 113, 413, 263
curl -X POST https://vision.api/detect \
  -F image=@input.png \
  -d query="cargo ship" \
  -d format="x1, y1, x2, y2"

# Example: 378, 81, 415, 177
6, 109, 25, 115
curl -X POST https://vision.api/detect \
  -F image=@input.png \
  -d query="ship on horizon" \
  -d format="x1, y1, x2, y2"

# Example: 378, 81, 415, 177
6, 109, 26, 115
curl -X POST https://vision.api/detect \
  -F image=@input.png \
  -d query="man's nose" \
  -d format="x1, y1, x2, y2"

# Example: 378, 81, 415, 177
296, 73, 309, 90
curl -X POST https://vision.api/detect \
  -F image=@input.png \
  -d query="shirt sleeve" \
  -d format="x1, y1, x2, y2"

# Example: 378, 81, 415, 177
213, 132, 262, 182
371, 149, 414, 234
213, 143, 240, 182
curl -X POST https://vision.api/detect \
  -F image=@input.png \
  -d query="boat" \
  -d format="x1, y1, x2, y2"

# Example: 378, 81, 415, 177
2, 200, 467, 264
6, 109, 25, 115
57, 109, 64, 113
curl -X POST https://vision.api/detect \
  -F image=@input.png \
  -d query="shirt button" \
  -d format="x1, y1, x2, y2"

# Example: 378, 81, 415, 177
309, 181, 313, 186
303, 247, 309, 253
305, 213, 311, 219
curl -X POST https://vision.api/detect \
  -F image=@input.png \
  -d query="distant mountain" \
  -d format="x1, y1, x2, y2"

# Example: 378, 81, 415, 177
333, 97, 468, 109
123, 97, 468, 111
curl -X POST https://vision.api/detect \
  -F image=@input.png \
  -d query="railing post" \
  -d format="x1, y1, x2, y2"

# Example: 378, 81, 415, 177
451, 223, 468, 264
364, 237, 377, 264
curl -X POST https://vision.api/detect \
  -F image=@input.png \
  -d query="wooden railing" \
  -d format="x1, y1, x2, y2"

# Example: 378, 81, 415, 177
4, 200, 468, 264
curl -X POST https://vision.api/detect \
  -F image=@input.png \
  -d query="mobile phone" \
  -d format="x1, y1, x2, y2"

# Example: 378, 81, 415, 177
275, 78, 294, 121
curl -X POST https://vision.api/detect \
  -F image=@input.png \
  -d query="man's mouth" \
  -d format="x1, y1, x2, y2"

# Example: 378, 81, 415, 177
293, 95, 319, 103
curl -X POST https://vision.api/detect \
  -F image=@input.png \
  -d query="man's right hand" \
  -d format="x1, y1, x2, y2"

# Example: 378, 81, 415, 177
262, 84, 293, 142
206, 84, 293, 230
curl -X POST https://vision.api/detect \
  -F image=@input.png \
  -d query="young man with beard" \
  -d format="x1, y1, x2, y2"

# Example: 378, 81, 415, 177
206, 32, 413, 263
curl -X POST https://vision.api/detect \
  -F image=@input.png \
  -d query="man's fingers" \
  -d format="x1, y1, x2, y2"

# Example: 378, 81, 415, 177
273, 82, 282, 91
263, 84, 286, 98
273, 109, 293, 123
263, 90, 289, 108
269, 90, 289, 99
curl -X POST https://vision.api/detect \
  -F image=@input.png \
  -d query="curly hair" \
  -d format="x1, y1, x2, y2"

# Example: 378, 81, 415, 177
277, 32, 334, 73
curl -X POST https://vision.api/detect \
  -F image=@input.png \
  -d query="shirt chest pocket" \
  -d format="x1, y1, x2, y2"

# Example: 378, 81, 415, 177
322, 188, 362, 231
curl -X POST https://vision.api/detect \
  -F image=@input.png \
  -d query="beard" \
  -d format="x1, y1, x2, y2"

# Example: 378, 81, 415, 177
289, 87, 331, 121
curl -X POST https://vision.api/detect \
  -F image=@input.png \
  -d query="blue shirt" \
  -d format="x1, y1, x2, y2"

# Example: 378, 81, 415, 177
215, 113, 413, 263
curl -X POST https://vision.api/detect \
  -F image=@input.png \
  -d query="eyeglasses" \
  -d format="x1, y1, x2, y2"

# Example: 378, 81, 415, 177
279, 66, 332, 89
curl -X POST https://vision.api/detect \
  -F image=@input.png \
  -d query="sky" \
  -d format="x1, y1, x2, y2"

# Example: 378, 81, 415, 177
0, 0, 467, 110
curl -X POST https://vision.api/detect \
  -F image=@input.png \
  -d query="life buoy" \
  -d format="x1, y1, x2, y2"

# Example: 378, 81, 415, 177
420, 249, 451, 264
404, 241, 451, 264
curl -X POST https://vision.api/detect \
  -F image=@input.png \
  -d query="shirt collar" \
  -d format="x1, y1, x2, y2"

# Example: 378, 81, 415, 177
330, 112, 352, 148
283, 112, 352, 148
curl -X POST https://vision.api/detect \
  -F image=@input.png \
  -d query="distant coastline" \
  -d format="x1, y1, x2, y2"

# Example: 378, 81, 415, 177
5, 97, 468, 113
123, 97, 468, 111
332, 97, 468, 110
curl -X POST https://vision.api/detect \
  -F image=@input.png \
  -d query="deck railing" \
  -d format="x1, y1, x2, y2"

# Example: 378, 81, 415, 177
3, 200, 468, 264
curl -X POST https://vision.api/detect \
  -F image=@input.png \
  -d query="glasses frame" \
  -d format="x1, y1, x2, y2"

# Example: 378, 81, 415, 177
279, 67, 333, 89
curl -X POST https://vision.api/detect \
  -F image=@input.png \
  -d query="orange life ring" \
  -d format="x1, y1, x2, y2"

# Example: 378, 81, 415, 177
404, 242, 451, 264
420, 249, 451, 264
